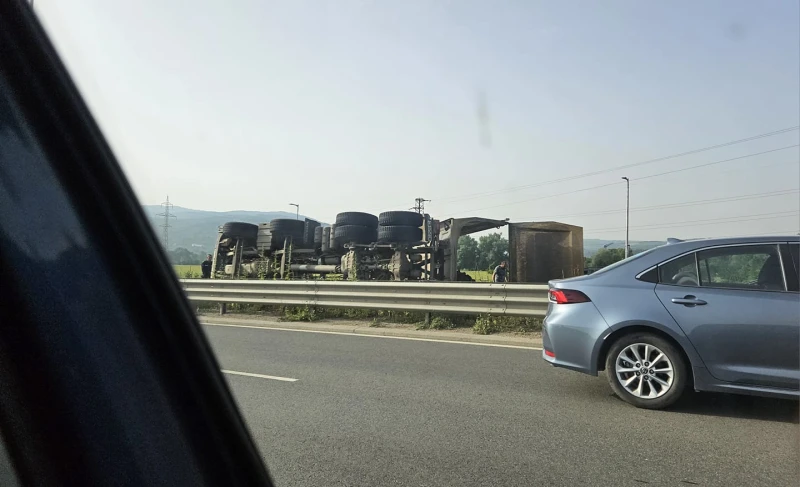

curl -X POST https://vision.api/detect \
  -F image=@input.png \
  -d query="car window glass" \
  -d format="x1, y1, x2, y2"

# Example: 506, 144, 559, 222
789, 244, 800, 275
696, 244, 784, 291
658, 253, 698, 286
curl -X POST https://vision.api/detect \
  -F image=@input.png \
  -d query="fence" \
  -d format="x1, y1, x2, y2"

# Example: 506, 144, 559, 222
181, 279, 550, 317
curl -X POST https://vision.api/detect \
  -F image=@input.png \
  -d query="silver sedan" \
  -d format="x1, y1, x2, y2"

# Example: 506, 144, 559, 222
542, 236, 800, 409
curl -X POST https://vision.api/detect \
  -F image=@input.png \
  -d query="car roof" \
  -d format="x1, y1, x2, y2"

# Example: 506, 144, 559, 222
566, 235, 799, 284
663, 235, 800, 252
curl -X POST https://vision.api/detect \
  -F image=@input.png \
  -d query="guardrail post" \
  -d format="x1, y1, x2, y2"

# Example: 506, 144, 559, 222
219, 303, 227, 315
424, 312, 431, 325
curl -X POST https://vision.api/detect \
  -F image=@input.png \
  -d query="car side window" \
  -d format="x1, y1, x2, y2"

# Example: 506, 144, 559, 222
696, 244, 784, 291
658, 253, 698, 287
789, 244, 799, 275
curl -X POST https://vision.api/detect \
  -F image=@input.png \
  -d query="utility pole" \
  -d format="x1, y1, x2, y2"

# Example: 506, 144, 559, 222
289, 203, 299, 220
412, 197, 430, 214
156, 196, 176, 250
621, 177, 630, 258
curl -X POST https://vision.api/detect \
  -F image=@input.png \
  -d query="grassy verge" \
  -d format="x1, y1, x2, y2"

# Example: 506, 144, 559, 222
194, 302, 540, 335
464, 270, 492, 282
175, 265, 201, 278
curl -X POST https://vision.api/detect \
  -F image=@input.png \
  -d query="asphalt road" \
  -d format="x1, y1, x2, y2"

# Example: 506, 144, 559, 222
205, 323, 799, 487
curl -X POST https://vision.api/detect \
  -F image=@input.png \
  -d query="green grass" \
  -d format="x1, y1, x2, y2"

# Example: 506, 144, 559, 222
174, 265, 201, 278
464, 270, 492, 282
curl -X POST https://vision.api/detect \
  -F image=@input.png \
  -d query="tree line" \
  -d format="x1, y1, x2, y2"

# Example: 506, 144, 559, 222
457, 233, 509, 271
167, 247, 207, 265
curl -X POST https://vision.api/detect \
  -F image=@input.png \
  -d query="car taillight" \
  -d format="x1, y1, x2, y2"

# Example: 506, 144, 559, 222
549, 289, 591, 304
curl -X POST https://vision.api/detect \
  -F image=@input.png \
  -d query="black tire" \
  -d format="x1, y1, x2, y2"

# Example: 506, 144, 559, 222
269, 219, 305, 250
605, 332, 688, 410
335, 212, 378, 228
456, 271, 475, 282
303, 220, 321, 247
379, 211, 423, 227
334, 225, 377, 246
377, 225, 423, 243
221, 221, 258, 240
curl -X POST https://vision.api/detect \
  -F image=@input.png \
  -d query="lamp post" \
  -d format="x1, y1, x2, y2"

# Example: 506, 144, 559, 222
621, 177, 630, 258
289, 203, 299, 220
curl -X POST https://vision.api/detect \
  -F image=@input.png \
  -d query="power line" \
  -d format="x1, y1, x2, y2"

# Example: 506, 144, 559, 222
633, 145, 799, 182
436, 126, 799, 205
585, 210, 799, 234
446, 145, 799, 217
156, 196, 176, 249
526, 189, 799, 220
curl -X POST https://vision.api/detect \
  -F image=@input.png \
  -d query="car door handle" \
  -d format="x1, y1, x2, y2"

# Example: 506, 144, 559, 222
671, 296, 707, 306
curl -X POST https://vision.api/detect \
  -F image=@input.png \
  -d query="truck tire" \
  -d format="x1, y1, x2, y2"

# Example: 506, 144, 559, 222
303, 220, 321, 248
335, 212, 378, 228
270, 219, 305, 250
334, 225, 377, 247
379, 211, 423, 227
221, 222, 258, 240
313, 226, 324, 248
378, 225, 423, 243
456, 271, 475, 282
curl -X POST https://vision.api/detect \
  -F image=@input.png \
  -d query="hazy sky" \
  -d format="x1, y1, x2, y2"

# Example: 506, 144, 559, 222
35, 1, 800, 240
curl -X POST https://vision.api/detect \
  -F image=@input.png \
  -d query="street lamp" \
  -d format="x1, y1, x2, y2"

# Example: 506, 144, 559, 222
621, 177, 630, 258
289, 203, 299, 220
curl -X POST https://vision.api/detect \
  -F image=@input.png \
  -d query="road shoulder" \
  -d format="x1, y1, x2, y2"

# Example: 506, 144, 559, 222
197, 313, 543, 348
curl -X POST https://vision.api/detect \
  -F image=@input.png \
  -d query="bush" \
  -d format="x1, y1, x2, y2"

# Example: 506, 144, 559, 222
472, 315, 541, 335
281, 306, 320, 322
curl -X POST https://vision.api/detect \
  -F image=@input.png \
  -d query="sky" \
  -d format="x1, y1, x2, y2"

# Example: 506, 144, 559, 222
34, 0, 800, 241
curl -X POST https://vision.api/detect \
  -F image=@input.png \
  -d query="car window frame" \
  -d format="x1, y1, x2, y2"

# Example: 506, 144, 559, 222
780, 243, 799, 292
653, 242, 791, 292
656, 251, 700, 288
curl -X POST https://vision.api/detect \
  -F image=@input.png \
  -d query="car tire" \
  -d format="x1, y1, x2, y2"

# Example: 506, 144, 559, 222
605, 332, 687, 410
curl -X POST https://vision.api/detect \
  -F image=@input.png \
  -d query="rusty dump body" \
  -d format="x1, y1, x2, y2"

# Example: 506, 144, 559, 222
508, 221, 584, 283
213, 215, 583, 283
438, 217, 584, 283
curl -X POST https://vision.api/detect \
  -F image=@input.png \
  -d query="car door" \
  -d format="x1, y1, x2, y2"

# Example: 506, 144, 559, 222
653, 244, 799, 391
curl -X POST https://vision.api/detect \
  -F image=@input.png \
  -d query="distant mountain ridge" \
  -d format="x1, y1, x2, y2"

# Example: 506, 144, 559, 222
143, 205, 320, 251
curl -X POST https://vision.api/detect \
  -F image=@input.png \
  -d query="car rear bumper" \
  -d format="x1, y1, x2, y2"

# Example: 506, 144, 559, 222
541, 301, 609, 376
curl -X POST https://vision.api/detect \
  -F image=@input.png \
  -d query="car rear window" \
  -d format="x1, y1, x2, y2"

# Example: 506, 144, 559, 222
659, 253, 698, 286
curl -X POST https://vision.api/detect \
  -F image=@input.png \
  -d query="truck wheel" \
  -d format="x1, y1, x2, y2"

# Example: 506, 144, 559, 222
313, 226, 324, 250
379, 211, 423, 227
605, 332, 688, 410
270, 219, 305, 250
335, 212, 378, 228
377, 225, 423, 243
221, 222, 258, 240
334, 225, 377, 246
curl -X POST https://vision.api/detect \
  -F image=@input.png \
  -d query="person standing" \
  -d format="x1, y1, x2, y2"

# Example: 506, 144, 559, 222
201, 254, 213, 279
492, 260, 508, 283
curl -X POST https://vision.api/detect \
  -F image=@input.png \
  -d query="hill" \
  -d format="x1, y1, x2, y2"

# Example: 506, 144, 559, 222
143, 205, 319, 252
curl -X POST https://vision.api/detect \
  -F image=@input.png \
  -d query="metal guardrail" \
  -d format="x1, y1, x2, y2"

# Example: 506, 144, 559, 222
181, 280, 550, 317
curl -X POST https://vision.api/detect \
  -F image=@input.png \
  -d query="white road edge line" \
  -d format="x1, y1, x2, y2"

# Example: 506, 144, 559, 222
221, 369, 298, 382
203, 322, 543, 351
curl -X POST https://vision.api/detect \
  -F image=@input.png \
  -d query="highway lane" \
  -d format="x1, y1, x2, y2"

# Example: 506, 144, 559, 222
204, 323, 799, 487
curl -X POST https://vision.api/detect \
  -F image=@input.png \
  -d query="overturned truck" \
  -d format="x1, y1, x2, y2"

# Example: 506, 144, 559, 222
210, 211, 583, 283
